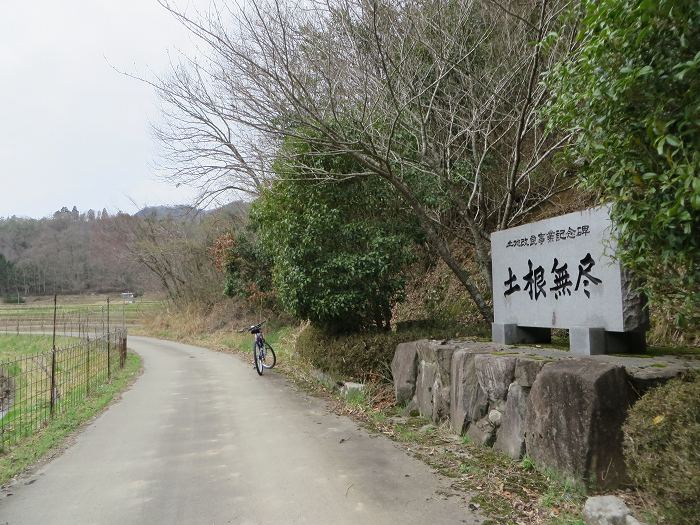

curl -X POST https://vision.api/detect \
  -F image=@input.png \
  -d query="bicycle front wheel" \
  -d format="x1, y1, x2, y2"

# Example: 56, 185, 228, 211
262, 342, 276, 369
253, 342, 264, 376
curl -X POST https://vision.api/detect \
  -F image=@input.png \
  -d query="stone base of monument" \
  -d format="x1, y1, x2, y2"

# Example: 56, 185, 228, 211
569, 327, 607, 355
391, 338, 697, 489
492, 323, 551, 345
493, 323, 646, 356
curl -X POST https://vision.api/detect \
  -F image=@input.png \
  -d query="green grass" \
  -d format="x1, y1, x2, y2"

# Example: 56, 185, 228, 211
538, 472, 586, 509
370, 411, 387, 424
394, 425, 421, 443
0, 334, 79, 361
0, 298, 163, 315
646, 345, 700, 357
0, 351, 141, 486
548, 517, 585, 525
0, 298, 164, 331
212, 324, 298, 366
520, 455, 535, 471
459, 462, 483, 475
344, 388, 368, 407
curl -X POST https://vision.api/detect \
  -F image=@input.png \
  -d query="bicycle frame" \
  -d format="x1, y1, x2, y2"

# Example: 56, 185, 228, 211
245, 321, 275, 375
255, 332, 265, 353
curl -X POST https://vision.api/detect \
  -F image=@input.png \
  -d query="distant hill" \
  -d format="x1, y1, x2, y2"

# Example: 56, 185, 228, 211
207, 201, 251, 218
135, 202, 251, 221
134, 205, 198, 220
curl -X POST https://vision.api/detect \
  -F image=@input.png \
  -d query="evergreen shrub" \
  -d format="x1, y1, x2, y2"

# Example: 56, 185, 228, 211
295, 322, 487, 382
623, 370, 700, 524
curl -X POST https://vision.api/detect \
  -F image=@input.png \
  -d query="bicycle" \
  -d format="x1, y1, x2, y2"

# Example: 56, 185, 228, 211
241, 321, 276, 376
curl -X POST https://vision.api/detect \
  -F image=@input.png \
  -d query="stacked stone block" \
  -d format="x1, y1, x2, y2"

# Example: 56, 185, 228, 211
392, 339, 692, 488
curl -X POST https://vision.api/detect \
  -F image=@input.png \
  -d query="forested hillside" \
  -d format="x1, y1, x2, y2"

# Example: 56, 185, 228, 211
0, 208, 141, 298
0, 204, 246, 301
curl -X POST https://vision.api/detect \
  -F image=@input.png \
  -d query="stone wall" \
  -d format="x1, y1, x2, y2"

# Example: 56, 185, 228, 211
391, 339, 695, 489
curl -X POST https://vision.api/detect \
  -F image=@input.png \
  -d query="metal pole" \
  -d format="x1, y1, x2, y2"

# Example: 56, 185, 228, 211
86, 337, 90, 395
50, 347, 57, 415
50, 294, 57, 415
107, 297, 111, 380
52, 295, 57, 350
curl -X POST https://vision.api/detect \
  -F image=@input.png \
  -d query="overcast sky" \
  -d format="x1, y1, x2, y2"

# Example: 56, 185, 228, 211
0, 1, 210, 219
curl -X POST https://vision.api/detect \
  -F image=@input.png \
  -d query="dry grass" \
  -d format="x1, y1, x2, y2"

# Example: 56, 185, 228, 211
320, 383, 587, 525
647, 309, 700, 348
133, 296, 285, 339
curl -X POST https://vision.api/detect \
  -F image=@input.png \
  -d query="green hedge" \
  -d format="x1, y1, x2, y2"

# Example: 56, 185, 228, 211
623, 370, 700, 524
295, 322, 488, 382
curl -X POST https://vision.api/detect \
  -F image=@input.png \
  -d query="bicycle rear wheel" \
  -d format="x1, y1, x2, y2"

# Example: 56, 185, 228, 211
253, 342, 264, 376
262, 342, 276, 369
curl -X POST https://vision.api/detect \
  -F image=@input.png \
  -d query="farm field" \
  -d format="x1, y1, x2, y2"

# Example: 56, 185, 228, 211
0, 334, 78, 361
0, 295, 164, 335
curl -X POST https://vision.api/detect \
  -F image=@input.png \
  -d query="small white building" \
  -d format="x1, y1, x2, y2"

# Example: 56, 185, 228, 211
121, 292, 135, 304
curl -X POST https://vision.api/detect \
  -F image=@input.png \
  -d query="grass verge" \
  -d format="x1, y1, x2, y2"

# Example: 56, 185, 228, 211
326, 387, 588, 525
0, 351, 142, 486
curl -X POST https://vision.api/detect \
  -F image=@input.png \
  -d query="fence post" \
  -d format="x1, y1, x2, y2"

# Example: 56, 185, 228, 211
120, 333, 127, 368
86, 337, 90, 395
50, 294, 57, 415
52, 295, 57, 350
50, 347, 57, 415
106, 297, 111, 381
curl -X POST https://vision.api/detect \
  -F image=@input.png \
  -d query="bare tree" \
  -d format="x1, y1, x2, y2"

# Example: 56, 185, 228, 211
155, 0, 577, 322
109, 213, 227, 304
148, 39, 275, 206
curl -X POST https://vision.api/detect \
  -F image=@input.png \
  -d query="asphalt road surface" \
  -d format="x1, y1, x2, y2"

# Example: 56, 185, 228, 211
0, 337, 481, 525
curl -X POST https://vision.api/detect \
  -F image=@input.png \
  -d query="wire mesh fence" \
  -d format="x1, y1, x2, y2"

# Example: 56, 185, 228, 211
0, 298, 128, 449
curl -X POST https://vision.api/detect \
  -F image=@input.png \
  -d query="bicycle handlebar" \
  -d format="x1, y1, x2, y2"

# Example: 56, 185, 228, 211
239, 320, 266, 333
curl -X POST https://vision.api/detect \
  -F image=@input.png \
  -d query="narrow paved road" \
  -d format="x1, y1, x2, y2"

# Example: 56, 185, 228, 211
0, 337, 480, 525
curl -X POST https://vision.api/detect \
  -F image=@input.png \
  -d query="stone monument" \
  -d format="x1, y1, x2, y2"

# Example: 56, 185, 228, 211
490, 206, 647, 355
